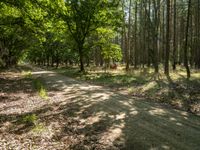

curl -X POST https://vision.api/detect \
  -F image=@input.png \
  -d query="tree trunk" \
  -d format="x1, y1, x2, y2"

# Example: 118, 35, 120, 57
184, 0, 191, 79
126, 0, 132, 71
134, 1, 138, 68
172, 0, 177, 70
78, 45, 85, 72
164, 0, 170, 76
152, 0, 159, 73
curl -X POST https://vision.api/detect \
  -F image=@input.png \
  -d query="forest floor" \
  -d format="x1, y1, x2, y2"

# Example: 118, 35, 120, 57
0, 65, 200, 149
53, 66, 200, 115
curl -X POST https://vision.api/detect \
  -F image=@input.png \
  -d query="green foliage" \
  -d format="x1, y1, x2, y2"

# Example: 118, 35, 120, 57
22, 70, 32, 78
22, 114, 37, 124
55, 67, 148, 87
0, 0, 123, 69
0, 0, 46, 67
32, 123, 46, 133
33, 79, 48, 99
101, 43, 122, 61
94, 27, 122, 62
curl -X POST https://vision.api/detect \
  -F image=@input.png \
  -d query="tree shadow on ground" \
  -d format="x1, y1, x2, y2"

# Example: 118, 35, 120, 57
0, 70, 200, 149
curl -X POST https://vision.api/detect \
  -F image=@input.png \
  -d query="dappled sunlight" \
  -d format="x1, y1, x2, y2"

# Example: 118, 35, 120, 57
169, 117, 176, 121
120, 101, 132, 108
180, 111, 189, 117
161, 145, 170, 150
1, 68, 200, 149
90, 92, 111, 101
150, 145, 170, 150
176, 122, 183, 126
129, 108, 138, 116
116, 113, 126, 120
30, 123, 54, 139
32, 71, 57, 75
99, 122, 125, 146
149, 108, 166, 116
192, 72, 200, 79
141, 81, 157, 92
80, 111, 106, 125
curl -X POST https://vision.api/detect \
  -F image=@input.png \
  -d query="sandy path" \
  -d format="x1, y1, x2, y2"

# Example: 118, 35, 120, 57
31, 69, 200, 150
0, 67, 200, 150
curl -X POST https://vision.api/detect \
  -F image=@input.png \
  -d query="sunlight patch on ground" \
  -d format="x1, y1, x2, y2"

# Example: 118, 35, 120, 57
150, 145, 170, 150
149, 108, 166, 116
81, 111, 106, 125
32, 71, 56, 75
161, 145, 170, 150
180, 111, 189, 117
193, 72, 200, 79
91, 93, 110, 101
120, 100, 135, 108
130, 108, 138, 116
22, 70, 32, 78
116, 113, 126, 120
31, 123, 51, 137
141, 81, 157, 93
99, 122, 125, 146
176, 122, 183, 126
79, 84, 102, 91
169, 117, 176, 121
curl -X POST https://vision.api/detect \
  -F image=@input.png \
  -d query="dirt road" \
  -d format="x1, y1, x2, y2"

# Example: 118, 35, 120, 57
1, 68, 200, 149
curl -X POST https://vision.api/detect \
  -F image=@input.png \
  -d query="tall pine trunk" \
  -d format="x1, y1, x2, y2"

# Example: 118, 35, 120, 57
172, 0, 177, 70
164, 0, 170, 76
126, 0, 132, 71
184, 0, 191, 79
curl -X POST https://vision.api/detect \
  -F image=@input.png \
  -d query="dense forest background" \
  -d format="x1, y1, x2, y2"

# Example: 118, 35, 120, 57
0, 0, 200, 78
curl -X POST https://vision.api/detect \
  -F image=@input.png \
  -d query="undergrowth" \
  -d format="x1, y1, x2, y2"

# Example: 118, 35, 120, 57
33, 78, 48, 100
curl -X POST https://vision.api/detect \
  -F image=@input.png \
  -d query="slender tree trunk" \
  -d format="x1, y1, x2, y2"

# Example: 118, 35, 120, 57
165, 0, 170, 76
172, 0, 177, 70
153, 0, 159, 73
78, 44, 84, 72
126, 0, 132, 71
134, 1, 138, 68
122, 0, 126, 65
184, 0, 191, 79
162, 3, 165, 64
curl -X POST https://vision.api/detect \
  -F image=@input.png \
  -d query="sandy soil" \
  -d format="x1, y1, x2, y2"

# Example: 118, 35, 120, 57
0, 66, 200, 150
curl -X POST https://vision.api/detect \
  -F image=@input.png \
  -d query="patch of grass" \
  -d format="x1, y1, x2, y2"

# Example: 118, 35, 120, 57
22, 70, 32, 78
54, 67, 148, 87
33, 79, 48, 100
32, 123, 46, 133
128, 87, 134, 94
53, 67, 80, 78
93, 74, 148, 86
21, 114, 38, 125
39, 87, 48, 99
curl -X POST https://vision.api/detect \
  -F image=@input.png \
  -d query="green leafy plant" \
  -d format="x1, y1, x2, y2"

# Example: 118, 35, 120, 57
33, 79, 48, 100
22, 114, 37, 125
22, 70, 32, 78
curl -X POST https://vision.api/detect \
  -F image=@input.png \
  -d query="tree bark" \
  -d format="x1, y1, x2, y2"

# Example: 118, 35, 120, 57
184, 0, 191, 79
78, 45, 85, 72
172, 0, 177, 70
126, 0, 132, 71
164, 0, 170, 76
